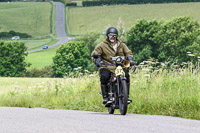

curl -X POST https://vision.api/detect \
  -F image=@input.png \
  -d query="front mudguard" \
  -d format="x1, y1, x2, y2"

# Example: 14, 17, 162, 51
120, 76, 127, 81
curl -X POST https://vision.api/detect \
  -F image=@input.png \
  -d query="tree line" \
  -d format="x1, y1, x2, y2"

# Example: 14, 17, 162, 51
82, 0, 200, 6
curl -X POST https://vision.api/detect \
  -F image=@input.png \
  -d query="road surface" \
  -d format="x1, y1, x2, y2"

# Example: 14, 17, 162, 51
27, 2, 73, 53
0, 107, 200, 133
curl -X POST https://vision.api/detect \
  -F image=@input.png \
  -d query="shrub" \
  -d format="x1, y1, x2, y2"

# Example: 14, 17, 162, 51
126, 17, 200, 65
82, 0, 200, 6
66, 2, 77, 6
126, 19, 161, 64
154, 17, 200, 64
25, 66, 54, 77
52, 41, 90, 77
0, 30, 32, 39
0, 41, 30, 77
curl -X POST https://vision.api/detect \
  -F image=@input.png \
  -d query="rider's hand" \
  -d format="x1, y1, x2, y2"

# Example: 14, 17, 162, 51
95, 57, 101, 67
127, 56, 134, 66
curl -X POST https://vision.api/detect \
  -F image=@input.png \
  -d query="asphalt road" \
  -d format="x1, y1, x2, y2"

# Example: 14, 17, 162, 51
1, 107, 200, 133
27, 2, 73, 53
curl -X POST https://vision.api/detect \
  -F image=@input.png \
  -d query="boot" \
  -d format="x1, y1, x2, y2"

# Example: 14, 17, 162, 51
101, 85, 108, 104
127, 83, 132, 104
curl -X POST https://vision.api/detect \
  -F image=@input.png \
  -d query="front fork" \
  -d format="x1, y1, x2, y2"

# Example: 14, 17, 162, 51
117, 76, 126, 98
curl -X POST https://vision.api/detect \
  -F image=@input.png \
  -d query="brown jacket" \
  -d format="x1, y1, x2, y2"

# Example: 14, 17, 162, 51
92, 38, 133, 73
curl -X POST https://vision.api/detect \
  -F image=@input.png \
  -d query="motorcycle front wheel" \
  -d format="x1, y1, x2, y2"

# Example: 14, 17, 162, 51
108, 106, 115, 114
119, 79, 128, 115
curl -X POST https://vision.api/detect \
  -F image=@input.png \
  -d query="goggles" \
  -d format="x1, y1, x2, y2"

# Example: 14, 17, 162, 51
108, 33, 117, 38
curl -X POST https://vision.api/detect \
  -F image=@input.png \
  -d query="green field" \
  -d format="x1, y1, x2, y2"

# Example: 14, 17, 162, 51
26, 45, 60, 69
0, 68, 200, 120
0, 2, 52, 38
67, 2, 200, 35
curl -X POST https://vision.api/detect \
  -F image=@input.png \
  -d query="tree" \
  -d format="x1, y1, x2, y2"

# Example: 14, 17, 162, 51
0, 41, 30, 77
126, 17, 200, 64
155, 17, 200, 64
126, 19, 161, 64
52, 41, 90, 77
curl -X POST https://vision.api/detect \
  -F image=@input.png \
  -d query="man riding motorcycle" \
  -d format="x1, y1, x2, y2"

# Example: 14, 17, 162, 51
92, 27, 134, 105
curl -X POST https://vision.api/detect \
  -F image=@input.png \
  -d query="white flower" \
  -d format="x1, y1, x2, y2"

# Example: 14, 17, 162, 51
74, 68, 79, 70
145, 74, 150, 77
187, 51, 191, 54
89, 74, 94, 77
142, 68, 150, 71
149, 66, 153, 69
188, 54, 195, 57
143, 61, 151, 64
84, 70, 89, 73
139, 62, 144, 65
161, 63, 166, 66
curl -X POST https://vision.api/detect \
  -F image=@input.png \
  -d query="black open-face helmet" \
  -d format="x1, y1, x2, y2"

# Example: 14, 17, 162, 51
106, 27, 118, 38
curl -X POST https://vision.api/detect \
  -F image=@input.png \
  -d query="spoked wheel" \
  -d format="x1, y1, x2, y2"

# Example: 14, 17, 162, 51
119, 80, 128, 115
108, 106, 115, 114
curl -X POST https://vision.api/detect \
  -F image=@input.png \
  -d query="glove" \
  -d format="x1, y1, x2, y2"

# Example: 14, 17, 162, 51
127, 56, 134, 66
95, 57, 102, 67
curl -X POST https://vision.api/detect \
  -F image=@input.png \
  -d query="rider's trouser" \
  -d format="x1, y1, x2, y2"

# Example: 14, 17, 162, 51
100, 68, 131, 103
99, 68, 130, 85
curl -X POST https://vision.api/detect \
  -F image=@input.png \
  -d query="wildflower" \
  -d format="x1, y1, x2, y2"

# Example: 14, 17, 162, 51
142, 68, 150, 71
149, 66, 153, 69
187, 51, 191, 54
84, 70, 89, 73
161, 63, 166, 66
139, 62, 144, 65
188, 54, 195, 57
182, 62, 187, 65
143, 61, 151, 64
74, 68, 79, 71
89, 74, 94, 77
144, 74, 150, 77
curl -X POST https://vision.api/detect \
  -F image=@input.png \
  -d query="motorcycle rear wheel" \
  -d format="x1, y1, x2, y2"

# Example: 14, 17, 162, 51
119, 80, 128, 115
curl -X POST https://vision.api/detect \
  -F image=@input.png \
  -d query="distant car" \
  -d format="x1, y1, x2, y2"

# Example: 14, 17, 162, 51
11, 36, 20, 40
43, 45, 48, 49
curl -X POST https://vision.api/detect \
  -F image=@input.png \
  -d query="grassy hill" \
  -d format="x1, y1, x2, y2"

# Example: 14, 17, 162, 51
0, 2, 52, 38
67, 2, 200, 35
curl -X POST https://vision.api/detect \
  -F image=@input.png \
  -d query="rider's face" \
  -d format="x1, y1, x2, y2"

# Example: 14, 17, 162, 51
108, 33, 117, 43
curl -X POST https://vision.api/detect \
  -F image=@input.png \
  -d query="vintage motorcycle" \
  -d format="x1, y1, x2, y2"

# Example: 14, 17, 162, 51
93, 54, 131, 115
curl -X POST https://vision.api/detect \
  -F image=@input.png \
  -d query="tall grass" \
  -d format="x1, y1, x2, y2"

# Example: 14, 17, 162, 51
0, 2, 51, 38
67, 2, 200, 35
0, 66, 199, 119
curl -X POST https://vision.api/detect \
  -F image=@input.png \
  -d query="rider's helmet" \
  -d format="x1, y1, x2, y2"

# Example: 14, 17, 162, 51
106, 27, 118, 39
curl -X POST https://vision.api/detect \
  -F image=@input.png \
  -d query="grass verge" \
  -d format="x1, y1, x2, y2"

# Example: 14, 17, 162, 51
0, 68, 199, 120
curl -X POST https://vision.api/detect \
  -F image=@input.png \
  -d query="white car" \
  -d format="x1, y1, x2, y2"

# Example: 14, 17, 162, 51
11, 36, 20, 40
